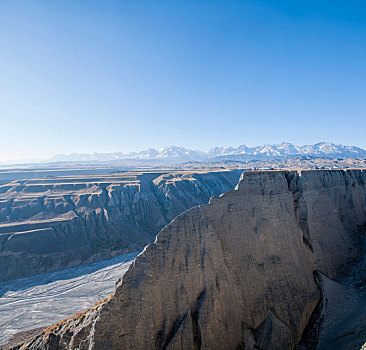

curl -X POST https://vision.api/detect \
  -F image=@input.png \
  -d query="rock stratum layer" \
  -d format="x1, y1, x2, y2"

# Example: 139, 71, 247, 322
0, 169, 242, 281
11, 170, 366, 350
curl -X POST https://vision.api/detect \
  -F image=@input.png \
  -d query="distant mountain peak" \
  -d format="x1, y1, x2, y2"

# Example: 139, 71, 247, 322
47, 142, 366, 164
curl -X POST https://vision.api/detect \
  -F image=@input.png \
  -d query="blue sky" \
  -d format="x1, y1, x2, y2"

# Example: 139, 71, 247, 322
0, 0, 365, 161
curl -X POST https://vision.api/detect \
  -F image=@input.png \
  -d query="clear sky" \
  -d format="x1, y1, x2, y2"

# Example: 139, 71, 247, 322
0, 0, 365, 161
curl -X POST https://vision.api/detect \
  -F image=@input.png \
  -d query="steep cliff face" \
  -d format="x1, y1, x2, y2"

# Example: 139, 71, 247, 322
0, 170, 242, 281
11, 170, 366, 350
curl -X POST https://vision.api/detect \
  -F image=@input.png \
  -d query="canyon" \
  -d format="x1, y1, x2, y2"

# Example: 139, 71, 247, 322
0, 169, 242, 282
6, 169, 365, 349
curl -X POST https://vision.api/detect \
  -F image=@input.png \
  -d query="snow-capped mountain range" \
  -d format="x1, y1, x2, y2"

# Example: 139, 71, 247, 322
49, 142, 366, 163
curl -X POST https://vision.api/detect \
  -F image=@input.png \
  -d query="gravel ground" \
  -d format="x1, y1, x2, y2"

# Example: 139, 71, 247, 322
0, 252, 138, 345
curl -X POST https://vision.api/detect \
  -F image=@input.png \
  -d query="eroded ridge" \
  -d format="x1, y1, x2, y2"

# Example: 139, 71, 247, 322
0, 169, 242, 281
9, 169, 366, 350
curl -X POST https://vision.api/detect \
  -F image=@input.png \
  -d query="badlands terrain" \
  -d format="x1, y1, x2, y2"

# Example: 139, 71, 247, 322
0, 163, 366, 349
0, 168, 242, 281
180, 156, 366, 171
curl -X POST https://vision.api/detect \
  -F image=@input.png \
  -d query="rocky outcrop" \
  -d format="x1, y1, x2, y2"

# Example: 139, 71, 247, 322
11, 170, 366, 349
0, 170, 242, 281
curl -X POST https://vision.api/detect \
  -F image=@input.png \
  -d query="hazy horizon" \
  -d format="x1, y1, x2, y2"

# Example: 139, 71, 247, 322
1, 0, 365, 161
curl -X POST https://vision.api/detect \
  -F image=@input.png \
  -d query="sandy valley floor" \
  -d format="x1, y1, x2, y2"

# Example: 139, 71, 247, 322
0, 252, 138, 345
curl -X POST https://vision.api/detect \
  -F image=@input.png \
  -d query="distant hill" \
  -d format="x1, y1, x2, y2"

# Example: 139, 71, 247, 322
48, 142, 366, 164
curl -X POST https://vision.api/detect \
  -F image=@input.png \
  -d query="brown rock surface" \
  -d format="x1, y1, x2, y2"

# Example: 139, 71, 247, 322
11, 169, 366, 349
